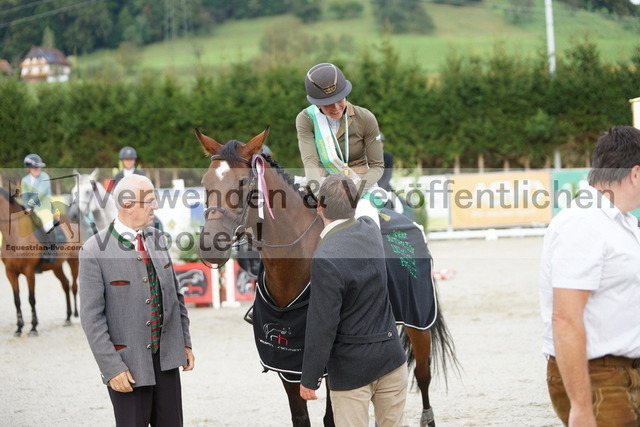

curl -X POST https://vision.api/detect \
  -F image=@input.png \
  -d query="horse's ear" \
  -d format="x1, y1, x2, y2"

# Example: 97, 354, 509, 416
90, 168, 99, 180
195, 128, 223, 155
241, 125, 270, 158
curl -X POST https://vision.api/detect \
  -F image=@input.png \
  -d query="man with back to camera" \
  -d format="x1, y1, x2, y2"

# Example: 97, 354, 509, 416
540, 126, 640, 426
299, 173, 408, 427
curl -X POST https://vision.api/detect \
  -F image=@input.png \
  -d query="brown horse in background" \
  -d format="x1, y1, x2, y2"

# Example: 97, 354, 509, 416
196, 127, 457, 427
0, 188, 79, 336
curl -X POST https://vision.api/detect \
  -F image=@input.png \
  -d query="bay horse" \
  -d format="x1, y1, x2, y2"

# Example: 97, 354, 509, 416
0, 188, 80, 336
195, 127, 457, 426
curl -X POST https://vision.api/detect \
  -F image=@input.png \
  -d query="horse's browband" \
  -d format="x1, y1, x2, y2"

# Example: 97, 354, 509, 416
210, 154, 251, 165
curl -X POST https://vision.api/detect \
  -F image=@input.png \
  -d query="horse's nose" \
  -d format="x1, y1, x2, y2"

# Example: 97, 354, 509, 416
197, 231, 232, 266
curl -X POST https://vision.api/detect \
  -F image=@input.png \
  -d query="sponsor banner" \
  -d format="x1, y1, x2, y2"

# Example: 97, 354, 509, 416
154, 187, 205, 263
391, 175, 450, 231
551, 169, 590, 216
551, 169, 640, 218
233, 260, 257, 301
175, 262, 212, 305
449, 171, 552, 229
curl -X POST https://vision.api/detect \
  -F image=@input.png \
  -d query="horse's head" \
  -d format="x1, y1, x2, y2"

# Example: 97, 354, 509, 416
0, 188, 19, 222
0, 187, 31, 233
72, 168, 99, 216
195, 126, 269, 266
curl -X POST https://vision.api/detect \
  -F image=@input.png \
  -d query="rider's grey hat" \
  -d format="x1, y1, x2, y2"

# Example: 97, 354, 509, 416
24, 154, 45, 168
305, 63, 352, 106
119, 146, 137, 159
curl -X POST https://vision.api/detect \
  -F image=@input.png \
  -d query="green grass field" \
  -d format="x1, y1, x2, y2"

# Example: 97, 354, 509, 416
76, 1, 640, 79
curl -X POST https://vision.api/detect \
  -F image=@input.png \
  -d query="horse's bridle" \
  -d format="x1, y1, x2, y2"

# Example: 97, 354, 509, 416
203, 155, 255, 247
76, 179, 100, 216
203, 154, 320, 249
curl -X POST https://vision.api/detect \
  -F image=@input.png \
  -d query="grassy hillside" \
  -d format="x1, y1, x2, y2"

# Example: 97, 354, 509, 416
75, 0, 639, 79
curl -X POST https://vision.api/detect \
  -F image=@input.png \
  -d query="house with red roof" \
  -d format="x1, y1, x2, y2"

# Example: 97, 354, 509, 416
0, 59, 11, 74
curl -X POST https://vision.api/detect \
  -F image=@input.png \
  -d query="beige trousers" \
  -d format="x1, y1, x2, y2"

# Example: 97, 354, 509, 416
330, 363, 408, 427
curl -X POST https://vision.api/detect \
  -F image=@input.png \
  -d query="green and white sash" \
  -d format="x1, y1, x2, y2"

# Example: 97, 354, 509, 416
305, 105, 361, 183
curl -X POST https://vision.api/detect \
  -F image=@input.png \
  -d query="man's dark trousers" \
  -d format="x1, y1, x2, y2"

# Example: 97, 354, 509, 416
107, 352, 183, 427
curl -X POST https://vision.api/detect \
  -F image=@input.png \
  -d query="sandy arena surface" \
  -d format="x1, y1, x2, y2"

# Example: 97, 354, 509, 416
0, 236, 561, 426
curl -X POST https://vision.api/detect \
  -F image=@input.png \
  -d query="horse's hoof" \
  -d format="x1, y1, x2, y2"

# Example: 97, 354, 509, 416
64, 320, 72, 326
420, 408, 435, 427
14, 331, 22, 337
28, 330, 38, 337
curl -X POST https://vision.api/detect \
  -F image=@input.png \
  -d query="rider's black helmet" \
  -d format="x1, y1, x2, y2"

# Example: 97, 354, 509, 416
119, 146, 138, 159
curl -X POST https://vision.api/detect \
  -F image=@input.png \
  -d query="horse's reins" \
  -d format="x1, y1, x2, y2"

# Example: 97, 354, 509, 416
204, 154, 320, 249
244, 214, 320, 249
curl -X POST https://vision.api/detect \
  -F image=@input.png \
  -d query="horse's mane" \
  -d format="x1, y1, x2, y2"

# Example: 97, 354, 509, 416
262, 155, 318, 208
217, 140, 318, 208
219, 140, 251, 166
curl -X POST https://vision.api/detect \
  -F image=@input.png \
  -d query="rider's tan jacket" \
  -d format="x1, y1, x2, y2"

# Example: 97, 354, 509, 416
296, 101, 384, 194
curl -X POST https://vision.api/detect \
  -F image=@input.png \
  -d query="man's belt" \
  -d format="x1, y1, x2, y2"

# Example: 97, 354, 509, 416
549, 354, 640, 369
589, 354, 640, 369
335, 330, 395, 344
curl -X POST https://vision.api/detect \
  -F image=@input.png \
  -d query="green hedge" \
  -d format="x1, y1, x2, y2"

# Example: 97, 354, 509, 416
1, 40, 639, 171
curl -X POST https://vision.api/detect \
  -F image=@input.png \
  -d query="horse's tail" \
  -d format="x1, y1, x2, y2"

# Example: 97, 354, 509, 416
400, 279, 461, 387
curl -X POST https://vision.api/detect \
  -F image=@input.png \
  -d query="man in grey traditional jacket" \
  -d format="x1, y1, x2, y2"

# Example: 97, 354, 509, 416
79, 174, 194, 426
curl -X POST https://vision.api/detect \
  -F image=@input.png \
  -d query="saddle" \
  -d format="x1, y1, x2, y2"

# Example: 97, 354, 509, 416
33, 220, 66, 271
378, 207, 437, 330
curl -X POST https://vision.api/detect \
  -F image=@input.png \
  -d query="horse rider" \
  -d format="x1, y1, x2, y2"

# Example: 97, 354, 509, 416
112, 146, 165, 232
113, 146, 145, 189
296, 62, 386, 227
20, 154, 59, 234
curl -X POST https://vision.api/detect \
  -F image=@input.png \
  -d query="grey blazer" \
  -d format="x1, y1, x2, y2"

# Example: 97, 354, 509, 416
79, 224, 191, 387
301, 217, 406, 391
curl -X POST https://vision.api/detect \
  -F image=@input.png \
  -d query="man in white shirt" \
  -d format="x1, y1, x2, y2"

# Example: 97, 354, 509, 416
540, 126, 640, 426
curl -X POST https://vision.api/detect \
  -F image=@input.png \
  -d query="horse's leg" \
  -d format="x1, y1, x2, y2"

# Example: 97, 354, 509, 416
52, 264, 72, 325
26, 271, 38, 336
67, 258, 79, 317
323, 379, 335, 427
281, 379, 311, 427
7, 270, 24, 337
405, 327, 435, 427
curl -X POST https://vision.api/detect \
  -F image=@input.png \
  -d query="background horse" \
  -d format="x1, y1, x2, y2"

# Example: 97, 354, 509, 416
195, 128, 458, 427
0, 188, 79, 336
69, 169, 117, 240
